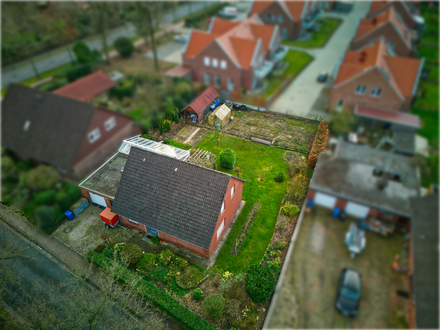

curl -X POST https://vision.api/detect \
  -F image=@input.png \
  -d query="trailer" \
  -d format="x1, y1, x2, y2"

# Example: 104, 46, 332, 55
100, 207, 121, 229
345, 222, 366, 258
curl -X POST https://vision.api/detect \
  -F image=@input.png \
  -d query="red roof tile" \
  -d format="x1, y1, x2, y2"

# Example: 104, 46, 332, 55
384, 56, 421, 96
184, 31, 219, 59
355, 104, 420, 128
230, 37, 257, 69
210, 18, 239, 34
368, 1, 392, 16
249, 1, 272, 17
54, 71, 116, 101
182, 87, 218, 115
249, 0, 306, 21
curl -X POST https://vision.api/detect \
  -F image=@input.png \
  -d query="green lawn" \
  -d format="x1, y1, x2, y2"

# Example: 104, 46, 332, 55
412, 108, 439, 146
264, 50, 313, 98
197, 132, 289, 273
282, 18, 342, 49
413, 81, 439, 112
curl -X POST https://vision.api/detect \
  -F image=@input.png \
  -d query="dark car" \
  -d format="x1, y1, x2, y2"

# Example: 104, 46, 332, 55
233, 103, 247, 111
335, 268, 361, 316
317, 72, 329, 83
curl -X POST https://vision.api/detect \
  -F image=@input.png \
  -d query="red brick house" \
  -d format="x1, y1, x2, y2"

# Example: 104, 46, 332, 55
328, 39, 423, 112
351, 7, 417, 57
2, 84, 135, 178
181, 87, 219, 123
168, 16, 285, 93
54, 71, 116, 102
248, 0, 321, 40
366, 1, 420, 29
79, 140, 245, 259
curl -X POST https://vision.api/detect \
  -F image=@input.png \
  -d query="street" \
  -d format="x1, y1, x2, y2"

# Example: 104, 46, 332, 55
1, 1, 216, 88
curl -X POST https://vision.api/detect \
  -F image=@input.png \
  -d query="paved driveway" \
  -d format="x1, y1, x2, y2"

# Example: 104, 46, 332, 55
267, 206, 410, 329
269, 2, 371, 118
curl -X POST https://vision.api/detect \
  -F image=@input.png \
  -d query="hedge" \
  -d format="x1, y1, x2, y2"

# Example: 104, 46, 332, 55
184, 3, 227, 28
87, 251, 217, 330
307, 120, 329, 170
65, 64, 92, 83
114, 37, 135, 57
110, 79, 136, 99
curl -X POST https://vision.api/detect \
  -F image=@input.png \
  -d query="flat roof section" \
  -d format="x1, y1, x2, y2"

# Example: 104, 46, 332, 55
355, 104, 421, 128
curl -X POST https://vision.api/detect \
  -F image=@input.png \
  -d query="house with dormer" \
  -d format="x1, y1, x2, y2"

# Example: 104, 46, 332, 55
366, 1, 421, 30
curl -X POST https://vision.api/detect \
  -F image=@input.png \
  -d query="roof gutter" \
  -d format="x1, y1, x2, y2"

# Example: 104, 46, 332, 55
412, 58, 424, 96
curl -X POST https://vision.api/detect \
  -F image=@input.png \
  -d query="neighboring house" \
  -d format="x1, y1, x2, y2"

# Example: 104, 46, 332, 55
328, 39, 423, 112
351, 7, 417, 57
1, 84, 135, 178
354, 104, 421, 155
366, 1, 421, 30
54, 71, 116, 102
409, 193, 439, 329
181, 87, 219, 123
167, 16, 286, 93
80, 136, 245, 259
307, 139, 419, 222
248, 0, 320, 40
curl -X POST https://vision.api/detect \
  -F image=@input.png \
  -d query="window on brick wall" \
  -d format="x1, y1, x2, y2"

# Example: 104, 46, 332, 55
265, 13, 270, 21
88, 128, 101, 143
231, 185, 235, 197
272, 14, 276, 22
215, 75, 221, 87
355, 85, 366, 94
104, 117, 116, 131
221, 60, 227, 70
129, 219, 138, 224
217, 219, 225, 239
370, 87, 382, 97
278, 15, 283, 23
204, 56, 210, 66
337, 99, 344, 106
204, 73, 210, 85
221, 201, 225, 213
212, 58, 218, 68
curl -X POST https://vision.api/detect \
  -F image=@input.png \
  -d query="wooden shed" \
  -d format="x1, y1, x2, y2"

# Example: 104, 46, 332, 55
181, 87, 218, 123
208, 104, 232, 127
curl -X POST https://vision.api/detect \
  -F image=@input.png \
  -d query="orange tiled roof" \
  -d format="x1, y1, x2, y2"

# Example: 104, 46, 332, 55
53, 71, 116, 101
210, 18, 239, 34
368, 1, 391, 15
185, 17, 277, 70
335, 39, 421, 97
249, 0, 306, 21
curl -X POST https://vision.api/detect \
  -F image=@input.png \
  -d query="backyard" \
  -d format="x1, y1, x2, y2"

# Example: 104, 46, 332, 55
282, 18, 342, 49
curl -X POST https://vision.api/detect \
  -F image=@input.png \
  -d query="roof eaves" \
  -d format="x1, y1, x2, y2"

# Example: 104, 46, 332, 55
377, 65, 405, 100
355, 21, 388, 41
412, 57, 424, 96
214, 39, 241, 69
79, 152, 118, 189
250, 38, 262, 67
269, 25, 279, 50
182, 29, 193, 56
333, 66, 375, 89
253, 13, 264, 24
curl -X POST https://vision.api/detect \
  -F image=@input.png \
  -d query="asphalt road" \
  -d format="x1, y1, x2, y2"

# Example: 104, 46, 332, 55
1, 1, 216, 88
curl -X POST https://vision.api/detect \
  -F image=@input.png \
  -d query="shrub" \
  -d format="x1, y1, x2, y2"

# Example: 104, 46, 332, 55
34, 205, 59, 229
193, 288, 203, 301
121, 243, 143, 268
72, 41, 96, 64
1, 156, 18, 182
66, 184, 82, 201
245, 264, 275, 303
26, 165, 60, 191
288, 174, 309, 203
163, 138, 170, 144
151, 236, 159, 244
283, 202, 300, 217
204, 293, 225, 319
279, 241, 286, 249
110, 79, 135, 99
65, 64, 92, 83
274, 171, 285, 182
219, 148, 236, 169
34, 189, 57, 205
163, 119, 171, 132
137, 253, 157, 273
114, 37, 135, 57
176, 265, 206, 290
56, 191, 72, 211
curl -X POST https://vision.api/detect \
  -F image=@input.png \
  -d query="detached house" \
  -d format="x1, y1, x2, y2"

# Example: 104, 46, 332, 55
167, 16, 286, 92
1, 84, 135, 178
351, 7, 417, 57
366, 1, 421, 30
79, 136, 245, 259
248, 0, 321, 40
54, 71, 116, 102
328, 39, 423, 112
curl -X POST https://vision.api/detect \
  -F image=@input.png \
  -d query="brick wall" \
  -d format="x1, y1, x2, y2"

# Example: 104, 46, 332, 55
328, 67, 406, 112
158, 231, 210, 258
350, 24, 414, 57
80, 188, 113, 208
120, 216, 147, 233
367, 3, 417, 29
258, 2, 298, 40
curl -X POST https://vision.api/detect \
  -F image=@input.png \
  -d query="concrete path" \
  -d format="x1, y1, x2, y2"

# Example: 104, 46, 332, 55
1, 1, 217, 88
269, 2, 371, 118
184, 127, 201, 144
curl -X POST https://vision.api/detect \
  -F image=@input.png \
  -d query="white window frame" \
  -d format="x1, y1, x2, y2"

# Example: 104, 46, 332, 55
231, 185, 235, 197
217, 219, 225, 239
215, 75, 221, 87
204, 72, 210, 85
355, 85, 366, 94
129, 219, 138, 224
220, 60, 227, 70
88, 128, 101, 143
370, 87, 382, 97
104, 117, 116, 131
204, 56, 210, 66
221, 201, 225, 213
212, 58, 218, 68
278, 15, 283, 23
227, 77, 234, 91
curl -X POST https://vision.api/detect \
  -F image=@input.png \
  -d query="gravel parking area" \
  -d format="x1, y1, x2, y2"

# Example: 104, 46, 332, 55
268, 206, 410, 329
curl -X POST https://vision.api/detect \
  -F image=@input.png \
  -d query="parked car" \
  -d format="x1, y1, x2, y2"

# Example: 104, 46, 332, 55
232, 103, 247, 111
335, 268, 361, 316
317, 72, 329, 83
174, 34, 189, 43
218, 6, 238, 18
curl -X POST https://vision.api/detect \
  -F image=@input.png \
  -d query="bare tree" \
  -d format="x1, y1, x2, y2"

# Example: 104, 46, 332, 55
90, 2, 113, 65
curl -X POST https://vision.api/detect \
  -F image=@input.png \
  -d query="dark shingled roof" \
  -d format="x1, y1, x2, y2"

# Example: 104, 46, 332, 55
411, 193, 439, 329
111, 147, 231, 250
1, 84, 95, 170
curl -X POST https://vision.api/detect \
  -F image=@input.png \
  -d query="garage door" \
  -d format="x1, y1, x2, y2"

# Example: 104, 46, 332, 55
345, 202, 369, 218
314, 193, 337, 209
89, 192, 107, 207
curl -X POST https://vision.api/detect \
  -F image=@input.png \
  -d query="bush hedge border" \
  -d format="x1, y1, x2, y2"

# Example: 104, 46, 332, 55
87, 251, 217, 330
307, 120, 329, 170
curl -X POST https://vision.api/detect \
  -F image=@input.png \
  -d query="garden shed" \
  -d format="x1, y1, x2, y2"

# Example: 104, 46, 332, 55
208, 104, 231, 127
181, 87, 218, 123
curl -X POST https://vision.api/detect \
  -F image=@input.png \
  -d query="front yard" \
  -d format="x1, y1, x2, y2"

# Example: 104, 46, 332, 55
282, 18, 342, 49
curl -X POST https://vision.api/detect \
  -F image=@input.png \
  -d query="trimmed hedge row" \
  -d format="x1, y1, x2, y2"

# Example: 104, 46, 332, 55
307, 120, 329, 170
184, 3, 227, 27
87, 251, 217, 330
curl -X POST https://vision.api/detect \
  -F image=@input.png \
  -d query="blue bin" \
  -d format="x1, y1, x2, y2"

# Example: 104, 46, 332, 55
307, 199, 314, 208
65, 210, 74, 221
332, 207, 340, 218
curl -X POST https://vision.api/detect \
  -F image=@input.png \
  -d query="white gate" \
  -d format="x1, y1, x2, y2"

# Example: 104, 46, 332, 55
314, 193, 337, 209
89, 192, 107, 207
345, 202, 370, 218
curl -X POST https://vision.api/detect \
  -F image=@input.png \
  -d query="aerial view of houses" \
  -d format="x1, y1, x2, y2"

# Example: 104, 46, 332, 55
1, 1, 438, 329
